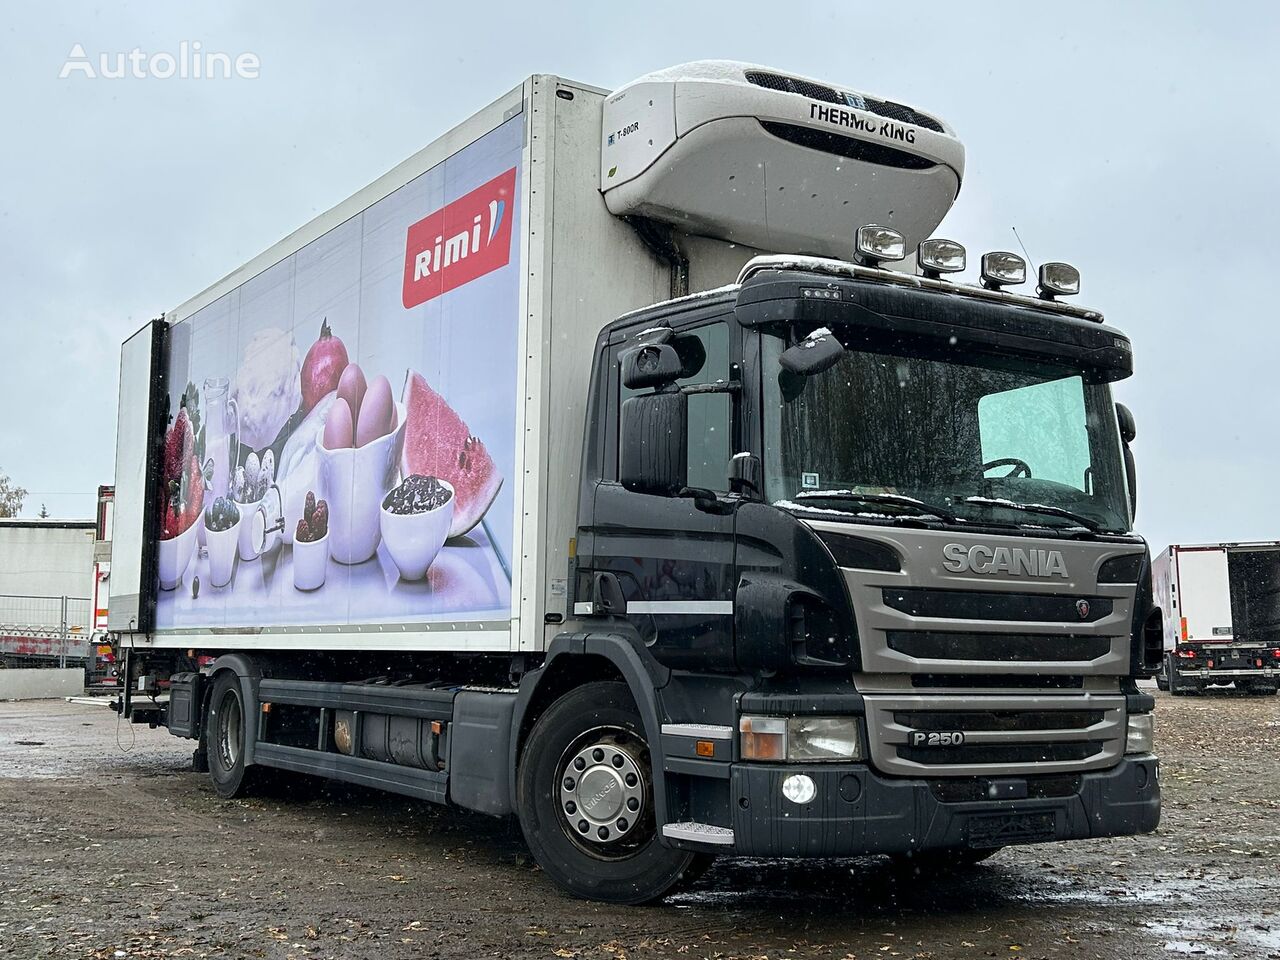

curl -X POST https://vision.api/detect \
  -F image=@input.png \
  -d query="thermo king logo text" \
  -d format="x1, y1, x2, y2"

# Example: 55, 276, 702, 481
402, 167, 516, 308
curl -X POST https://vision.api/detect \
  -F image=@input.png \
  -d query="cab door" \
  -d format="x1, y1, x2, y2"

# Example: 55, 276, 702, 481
583, 312, 739, 669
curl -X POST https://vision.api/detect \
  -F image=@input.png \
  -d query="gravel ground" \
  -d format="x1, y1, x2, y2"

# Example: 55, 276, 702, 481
0, 688, 1277, 960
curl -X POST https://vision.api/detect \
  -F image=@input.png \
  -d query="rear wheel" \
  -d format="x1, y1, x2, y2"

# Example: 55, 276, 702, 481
205, 670, 265, 798
516, 681, 710, 904
1245, 680, 1279, 696
1167, 654, 1202, 696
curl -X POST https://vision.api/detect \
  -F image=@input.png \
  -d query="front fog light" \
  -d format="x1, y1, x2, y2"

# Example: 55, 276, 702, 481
1125, 713, 1155, 754
782, 773, 817, 804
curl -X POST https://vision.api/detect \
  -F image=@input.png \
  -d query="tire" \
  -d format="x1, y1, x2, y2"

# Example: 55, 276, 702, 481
204, 670, 263, 799
889, 847, 1000, 874
1155, 673, 1169, 692
1245, 681, 1279, 697
516, 681, 709, 904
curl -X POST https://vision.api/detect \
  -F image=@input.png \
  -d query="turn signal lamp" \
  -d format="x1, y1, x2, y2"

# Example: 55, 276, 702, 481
979, 251, 1026, 289
1038, 261, 1081, 299
854, 224, 906, 266
918, 238, 966, 279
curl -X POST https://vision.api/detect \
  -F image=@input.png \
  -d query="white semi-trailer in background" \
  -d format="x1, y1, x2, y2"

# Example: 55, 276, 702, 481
0, 517, 97, 668
1153, 543, 1280, 695
108, 61, 1162, 903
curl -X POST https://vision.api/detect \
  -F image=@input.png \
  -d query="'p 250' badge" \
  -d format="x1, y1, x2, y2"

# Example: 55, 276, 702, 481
909, 730, 966, 748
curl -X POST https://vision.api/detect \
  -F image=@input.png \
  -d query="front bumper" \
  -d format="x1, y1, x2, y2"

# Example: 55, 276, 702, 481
707, 756, 1159, 857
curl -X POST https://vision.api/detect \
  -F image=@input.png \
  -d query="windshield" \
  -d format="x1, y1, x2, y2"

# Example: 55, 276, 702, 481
762, 331, 1131, 533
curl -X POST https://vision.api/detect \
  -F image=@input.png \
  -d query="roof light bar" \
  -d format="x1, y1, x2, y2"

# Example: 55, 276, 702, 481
918, 238, 965, 279
1038, 261, 1081, 299
979, 251, 1026, 290
854, 225, 906, 266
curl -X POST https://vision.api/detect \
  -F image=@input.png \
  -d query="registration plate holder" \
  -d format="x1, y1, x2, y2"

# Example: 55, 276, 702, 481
966, 811, 1056, 848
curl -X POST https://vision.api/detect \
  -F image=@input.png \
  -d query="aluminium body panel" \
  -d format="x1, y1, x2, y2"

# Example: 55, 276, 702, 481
1157, 542, 1280, 651
532, 79, 763, 648
122, 81, 537, 653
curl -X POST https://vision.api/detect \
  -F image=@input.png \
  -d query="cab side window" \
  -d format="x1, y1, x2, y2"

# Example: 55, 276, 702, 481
619, 320, 732, 492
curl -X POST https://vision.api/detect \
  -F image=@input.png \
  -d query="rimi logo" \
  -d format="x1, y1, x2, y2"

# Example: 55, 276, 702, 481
401, 167, 516, 308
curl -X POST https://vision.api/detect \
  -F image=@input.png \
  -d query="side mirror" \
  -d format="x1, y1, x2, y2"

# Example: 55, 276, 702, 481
1115, 403, 1137, 519
1123, 445, 1137, 520
621, 342, 683, 390
779, 328, 845, 376
1116, 403, 1136, 444
619, 391, 688, 496
729, 453, 763, 499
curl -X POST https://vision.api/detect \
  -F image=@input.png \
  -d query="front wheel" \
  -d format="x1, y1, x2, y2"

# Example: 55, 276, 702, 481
516, 681, 709, 904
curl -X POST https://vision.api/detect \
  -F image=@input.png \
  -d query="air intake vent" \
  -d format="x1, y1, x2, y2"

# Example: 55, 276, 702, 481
759, 121, 936, 171
862, 96, 945, 134
743, 71, 945, 133
744, 70, 842, 103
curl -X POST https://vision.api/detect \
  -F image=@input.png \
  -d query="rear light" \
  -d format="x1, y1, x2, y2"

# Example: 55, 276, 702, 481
1207, 660, 1215, 668
1176, 649, 1197, 659
1273, 649, 1280, 659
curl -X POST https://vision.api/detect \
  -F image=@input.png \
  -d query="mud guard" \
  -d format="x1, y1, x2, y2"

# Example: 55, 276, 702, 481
507, 630, 671, 825
205, 653, 263, 766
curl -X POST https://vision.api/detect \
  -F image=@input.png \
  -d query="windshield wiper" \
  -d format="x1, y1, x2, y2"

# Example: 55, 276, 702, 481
793, 490, 960, 523
960, 496, 1102, 533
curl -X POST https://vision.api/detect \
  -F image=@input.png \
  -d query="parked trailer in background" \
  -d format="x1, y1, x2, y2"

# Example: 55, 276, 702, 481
109, 61, 1162, 903
0, 518, 96, 669
1153, 543, 1280, 695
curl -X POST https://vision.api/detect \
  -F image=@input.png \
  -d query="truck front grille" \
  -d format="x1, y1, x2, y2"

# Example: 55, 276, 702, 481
888, 631, 1111, 662
883, 588, 1113, 623
894, 709, 1106, 731
909, 673, 1085, 690
898, 742, 1105, 766
864, 694, 1125, 777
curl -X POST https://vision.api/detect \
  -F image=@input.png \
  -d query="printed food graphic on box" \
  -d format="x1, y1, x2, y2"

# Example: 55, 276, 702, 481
155, 116, 521, 630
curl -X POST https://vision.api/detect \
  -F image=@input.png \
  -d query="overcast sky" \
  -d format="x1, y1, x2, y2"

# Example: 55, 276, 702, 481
0, 1, 1275, 552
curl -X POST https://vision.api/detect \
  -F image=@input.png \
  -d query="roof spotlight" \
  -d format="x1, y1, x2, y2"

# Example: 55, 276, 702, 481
979, 251, 1026, 290
1038, 262, 1081, 299
918, 239, 966, 279
854, 225, 906, 266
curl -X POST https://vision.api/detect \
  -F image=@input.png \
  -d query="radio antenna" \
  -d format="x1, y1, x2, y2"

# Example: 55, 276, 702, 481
1011, 226, 1035, 270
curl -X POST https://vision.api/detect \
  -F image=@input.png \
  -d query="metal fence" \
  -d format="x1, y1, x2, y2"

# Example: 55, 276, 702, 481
0, 594, 94, 667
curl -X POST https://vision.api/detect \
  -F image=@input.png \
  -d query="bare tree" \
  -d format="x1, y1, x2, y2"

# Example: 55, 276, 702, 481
0, 472, 27, 518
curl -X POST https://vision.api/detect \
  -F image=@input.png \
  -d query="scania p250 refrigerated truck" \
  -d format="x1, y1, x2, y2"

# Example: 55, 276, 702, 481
108, 61, 1163, 903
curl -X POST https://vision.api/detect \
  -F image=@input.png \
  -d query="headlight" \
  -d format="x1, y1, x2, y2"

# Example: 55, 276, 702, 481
739, 715, 863, 762
1125, 713, 1155, 755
